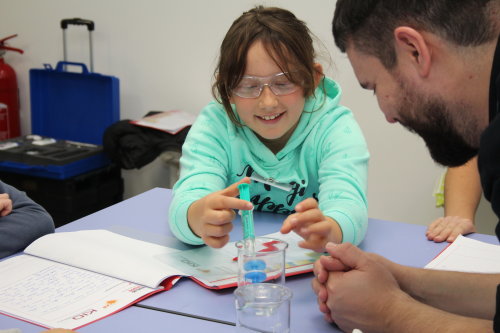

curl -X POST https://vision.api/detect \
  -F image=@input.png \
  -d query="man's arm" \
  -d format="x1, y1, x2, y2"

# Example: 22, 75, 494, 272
387, 257, 499, 319
313, 244, 498, 332
384, 291, 493, 333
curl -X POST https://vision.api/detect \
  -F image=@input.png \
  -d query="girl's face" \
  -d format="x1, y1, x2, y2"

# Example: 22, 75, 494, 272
231, 40, 306, 146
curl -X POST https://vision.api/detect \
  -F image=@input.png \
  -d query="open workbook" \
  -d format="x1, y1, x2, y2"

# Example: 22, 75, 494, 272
0, 229, 321, 330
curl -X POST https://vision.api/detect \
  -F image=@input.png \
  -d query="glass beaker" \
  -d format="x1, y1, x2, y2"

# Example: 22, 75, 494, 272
234, 283, 292, 332
235, 237, 288, 287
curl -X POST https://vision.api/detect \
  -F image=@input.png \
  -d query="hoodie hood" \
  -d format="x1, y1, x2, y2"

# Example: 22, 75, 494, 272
280, 77, 342, 155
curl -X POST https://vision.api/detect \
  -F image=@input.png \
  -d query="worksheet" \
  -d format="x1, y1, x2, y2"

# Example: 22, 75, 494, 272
0, 255, 161, 329
159, 232, 323, 287
425, 235, 500, 273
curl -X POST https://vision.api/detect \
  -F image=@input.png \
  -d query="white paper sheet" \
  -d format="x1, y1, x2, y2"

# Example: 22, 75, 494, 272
425, 235, 500, 273
24, 229, 183, 288
0, 255, 158, 329
132, 110, 197, 134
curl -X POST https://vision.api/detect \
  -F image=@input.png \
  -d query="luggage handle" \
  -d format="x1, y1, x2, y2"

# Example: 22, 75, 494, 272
60, 18, 95, 72
55, 61, 90, 74
61, 18, 95, 31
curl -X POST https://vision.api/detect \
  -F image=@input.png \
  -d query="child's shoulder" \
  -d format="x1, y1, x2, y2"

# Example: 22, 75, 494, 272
200, 100, 225, 115
191, 100, 236, 134
196, 101, 231, 124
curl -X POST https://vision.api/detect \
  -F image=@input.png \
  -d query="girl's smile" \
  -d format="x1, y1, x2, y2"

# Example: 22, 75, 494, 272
256, 111, 285, 122
231, 40, 306, 152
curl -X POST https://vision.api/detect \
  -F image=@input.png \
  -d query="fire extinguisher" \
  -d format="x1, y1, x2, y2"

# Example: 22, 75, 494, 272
0, 34, 24, 140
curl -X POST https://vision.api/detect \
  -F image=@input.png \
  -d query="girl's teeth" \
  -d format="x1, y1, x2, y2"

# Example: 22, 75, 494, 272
261, 114, 279, 120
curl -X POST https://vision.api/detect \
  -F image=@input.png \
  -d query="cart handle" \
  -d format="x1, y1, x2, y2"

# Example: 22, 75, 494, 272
60, 18, 95, 72
55, 61, 90, 74
61, 18, 95, 31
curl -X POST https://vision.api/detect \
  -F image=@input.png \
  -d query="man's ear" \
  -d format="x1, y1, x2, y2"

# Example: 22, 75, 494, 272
393, 27, 431, 78
313, 63, 324, 88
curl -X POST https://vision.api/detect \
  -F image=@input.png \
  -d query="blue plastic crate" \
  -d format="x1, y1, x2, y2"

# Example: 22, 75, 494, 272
30, 62, 119, 145
0, 61, 119, 179
0, 153, 110, 179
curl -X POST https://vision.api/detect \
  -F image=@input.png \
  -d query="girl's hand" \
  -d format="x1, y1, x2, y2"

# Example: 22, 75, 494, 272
426, 216, 476, 243
280, 198, 342, 252
187, 178, 252, 248
0, 193, 12, 217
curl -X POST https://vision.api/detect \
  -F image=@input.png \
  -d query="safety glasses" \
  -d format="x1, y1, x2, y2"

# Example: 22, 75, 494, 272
232, 72, 299, 98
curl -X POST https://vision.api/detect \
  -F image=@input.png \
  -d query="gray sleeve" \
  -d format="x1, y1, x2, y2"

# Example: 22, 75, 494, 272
0, 180, 55, 259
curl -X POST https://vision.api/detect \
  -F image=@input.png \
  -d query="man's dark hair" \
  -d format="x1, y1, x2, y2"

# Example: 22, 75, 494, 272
332, 0, 499, 69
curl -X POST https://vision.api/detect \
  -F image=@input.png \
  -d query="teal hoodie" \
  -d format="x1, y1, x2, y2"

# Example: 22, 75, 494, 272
169, 77, 369, 245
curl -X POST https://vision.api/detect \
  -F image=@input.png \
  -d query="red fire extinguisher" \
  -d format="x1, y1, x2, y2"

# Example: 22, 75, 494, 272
0, 34, 24, 140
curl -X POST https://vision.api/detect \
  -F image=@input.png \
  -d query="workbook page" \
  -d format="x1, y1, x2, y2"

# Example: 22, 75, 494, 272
0, 255, 159, 329
158, 232, 323, 288
24, 230, 184, 288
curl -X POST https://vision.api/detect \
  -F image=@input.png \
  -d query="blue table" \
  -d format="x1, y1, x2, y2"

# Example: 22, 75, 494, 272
1, 188, 498, 332
0, 303, 236, 333
123, 189, 498, 332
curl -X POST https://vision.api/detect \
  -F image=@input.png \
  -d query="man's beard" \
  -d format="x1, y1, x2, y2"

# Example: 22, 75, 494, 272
396, 81, 479, 167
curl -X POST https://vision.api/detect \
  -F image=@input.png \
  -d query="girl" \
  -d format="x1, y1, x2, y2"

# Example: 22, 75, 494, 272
169, 6, 369, 252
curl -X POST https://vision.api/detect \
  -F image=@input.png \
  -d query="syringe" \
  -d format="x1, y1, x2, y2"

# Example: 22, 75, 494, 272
238, 183, 255, 255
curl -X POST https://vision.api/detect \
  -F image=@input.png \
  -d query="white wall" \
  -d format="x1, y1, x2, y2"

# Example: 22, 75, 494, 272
1, 0, 496, 233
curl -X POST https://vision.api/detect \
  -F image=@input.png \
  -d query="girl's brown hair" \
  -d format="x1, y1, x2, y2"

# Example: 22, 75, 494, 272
212, 6, 323, 125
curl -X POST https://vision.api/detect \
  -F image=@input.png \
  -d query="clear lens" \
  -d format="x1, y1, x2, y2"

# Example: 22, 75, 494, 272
234, 78, 262, 98
233, 72, 298, 98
